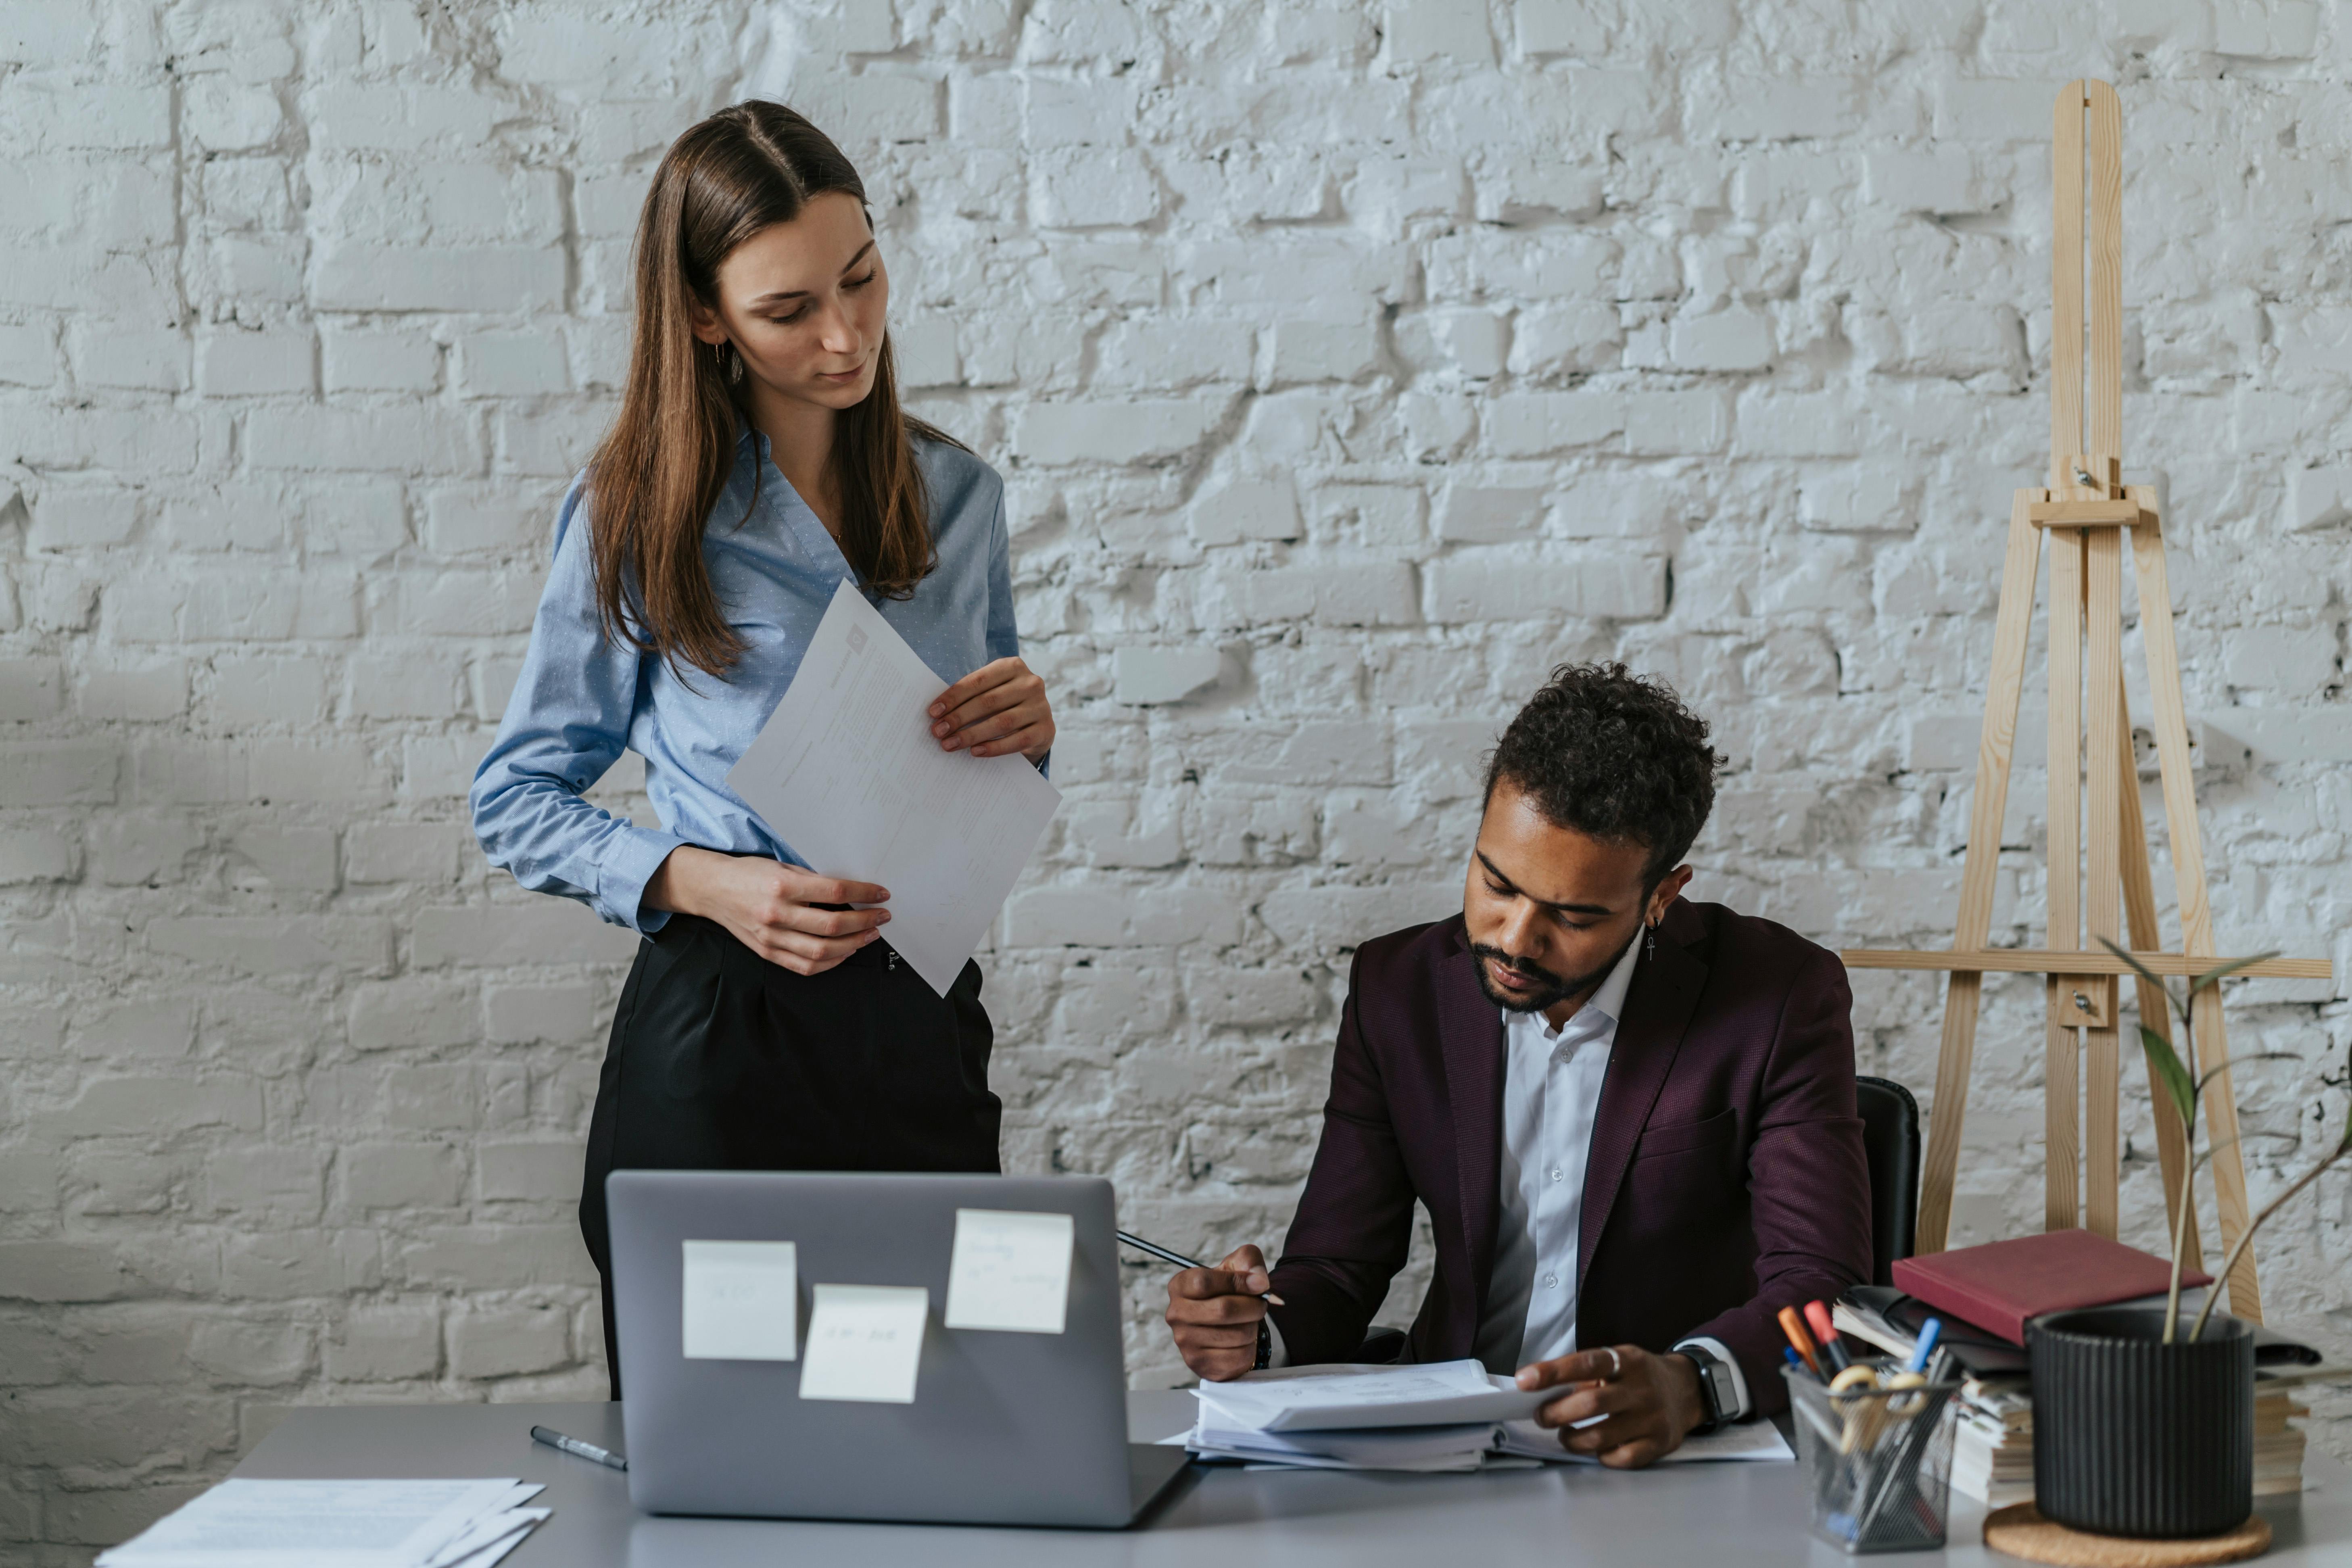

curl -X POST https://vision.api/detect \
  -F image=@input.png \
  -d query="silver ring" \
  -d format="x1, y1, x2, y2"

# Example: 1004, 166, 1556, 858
1601, 1347, 1622, 1380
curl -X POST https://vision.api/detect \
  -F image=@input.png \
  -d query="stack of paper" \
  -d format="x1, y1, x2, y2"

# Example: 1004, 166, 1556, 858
1183, 1360, 1795, 1472
96, 1478, 548, 1568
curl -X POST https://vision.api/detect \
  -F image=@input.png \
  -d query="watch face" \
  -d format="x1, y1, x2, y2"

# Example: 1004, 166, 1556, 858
1707, 1365, 1736, 1415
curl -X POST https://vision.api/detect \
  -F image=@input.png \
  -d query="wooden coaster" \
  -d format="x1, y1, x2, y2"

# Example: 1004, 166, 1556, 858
1983, 1503, 2272, 1566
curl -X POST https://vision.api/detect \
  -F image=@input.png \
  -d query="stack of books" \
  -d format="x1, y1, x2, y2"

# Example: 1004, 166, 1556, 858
1948, 1374, 2033, 1507
1934, 1371, 2311, 1504
1837, 1231, 2345, 1506
2256, 1388, 2311, 1497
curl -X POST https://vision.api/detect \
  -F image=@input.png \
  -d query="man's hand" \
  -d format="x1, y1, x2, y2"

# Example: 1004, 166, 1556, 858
930, 657, 1054, 762
1164, 1244, 1272, 1383
1515, 1344, 1704, 1468
645, 846, 888, 976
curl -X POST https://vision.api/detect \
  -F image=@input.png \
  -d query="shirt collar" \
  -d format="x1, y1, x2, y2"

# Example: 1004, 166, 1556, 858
1504, 926, 1645, 1040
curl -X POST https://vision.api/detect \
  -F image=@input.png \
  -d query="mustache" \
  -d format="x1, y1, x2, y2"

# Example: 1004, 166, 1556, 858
1469, 944, 1563, 989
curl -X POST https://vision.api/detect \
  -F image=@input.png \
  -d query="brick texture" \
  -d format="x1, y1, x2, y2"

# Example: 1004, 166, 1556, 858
4, 2, 2352, 1560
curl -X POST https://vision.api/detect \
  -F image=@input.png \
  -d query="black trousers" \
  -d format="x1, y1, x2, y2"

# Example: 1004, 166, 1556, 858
579, 914, 1002, 1398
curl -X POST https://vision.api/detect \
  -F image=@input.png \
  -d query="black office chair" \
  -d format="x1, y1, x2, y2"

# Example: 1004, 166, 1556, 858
1854, 1073, 1920, 1286
1350, 1075, 1921, 1360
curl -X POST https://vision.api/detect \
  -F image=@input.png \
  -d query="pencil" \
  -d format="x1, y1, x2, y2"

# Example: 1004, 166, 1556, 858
1117, 1230, 1285, 1306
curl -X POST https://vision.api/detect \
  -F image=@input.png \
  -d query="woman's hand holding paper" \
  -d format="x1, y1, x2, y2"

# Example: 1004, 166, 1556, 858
930, 657, 1055, 762
646, 847, 891, 976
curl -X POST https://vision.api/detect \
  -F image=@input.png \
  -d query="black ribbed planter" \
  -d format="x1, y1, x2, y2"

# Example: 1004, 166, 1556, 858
2029, 1306, 2254, 1539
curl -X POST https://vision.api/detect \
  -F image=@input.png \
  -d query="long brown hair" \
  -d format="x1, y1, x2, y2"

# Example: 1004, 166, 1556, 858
586, 101, 955, 678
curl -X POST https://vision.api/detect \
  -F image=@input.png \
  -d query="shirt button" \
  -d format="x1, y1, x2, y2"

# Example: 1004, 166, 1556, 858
1542, 1272, 1559, 1288
1549, 1168, 1563, 1182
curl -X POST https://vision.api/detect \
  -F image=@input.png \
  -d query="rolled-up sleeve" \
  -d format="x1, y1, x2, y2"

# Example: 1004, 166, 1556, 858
469, 477, 691, 934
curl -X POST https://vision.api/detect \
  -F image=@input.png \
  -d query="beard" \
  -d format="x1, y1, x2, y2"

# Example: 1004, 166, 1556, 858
1470, 932, 1638, 1015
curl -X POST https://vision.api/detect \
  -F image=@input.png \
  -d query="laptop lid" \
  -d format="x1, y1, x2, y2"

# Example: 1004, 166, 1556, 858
607, 1171, 1140, 1528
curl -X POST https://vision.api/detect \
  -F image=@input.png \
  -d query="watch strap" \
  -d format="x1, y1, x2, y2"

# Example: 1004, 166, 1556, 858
1674, 1346, 1728, 1435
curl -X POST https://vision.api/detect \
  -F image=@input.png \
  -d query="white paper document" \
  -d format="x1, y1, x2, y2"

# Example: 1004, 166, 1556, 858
943, 1208, 1074, 1333
1494, 1412, 1795, 1465
418, 1491, 549, 1568
94, 1478, 545, 1568
1192, 1359, 1553, 1432
680, 1239, 798, 1361
1191, 1416, 1795, 1472
727, 579, 1062, 996
798, 1283, 929, 1403
1185, 1361, 1796, 1472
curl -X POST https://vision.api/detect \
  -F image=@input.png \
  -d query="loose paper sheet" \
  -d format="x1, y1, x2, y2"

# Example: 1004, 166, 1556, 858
93, 1478, 538, 1568
419, 1490, 550, 1568
1506, 1416, 1796, 1464
680, 1239, 798, 1361
943, 1208, 1074, 1333
727, 580, 1062, 996
798, 1283, 929, 1404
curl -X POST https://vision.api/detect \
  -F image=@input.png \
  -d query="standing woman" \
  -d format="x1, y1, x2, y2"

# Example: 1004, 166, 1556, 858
470, 102, 1053, 1397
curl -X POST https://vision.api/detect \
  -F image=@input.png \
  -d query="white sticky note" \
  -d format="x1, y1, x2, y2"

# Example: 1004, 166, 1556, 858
943, 1208, 1075, 1334
797, 1284, 929, 1403
680, 1240, 798, 1361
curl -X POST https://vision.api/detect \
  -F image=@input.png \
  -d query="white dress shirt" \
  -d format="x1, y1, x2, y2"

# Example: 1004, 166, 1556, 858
1267, 931, 1750, 1420
1471, 933, 1640, 1371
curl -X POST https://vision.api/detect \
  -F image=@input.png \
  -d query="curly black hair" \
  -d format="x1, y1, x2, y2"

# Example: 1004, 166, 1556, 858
1483, 662, 1722, 887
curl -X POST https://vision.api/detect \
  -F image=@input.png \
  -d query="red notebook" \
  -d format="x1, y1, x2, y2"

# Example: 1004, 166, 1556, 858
1890, 1229, 2212, 1345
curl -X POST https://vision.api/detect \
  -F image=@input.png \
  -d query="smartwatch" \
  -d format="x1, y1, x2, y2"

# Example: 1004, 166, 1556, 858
1674, 1343, 1736, 1435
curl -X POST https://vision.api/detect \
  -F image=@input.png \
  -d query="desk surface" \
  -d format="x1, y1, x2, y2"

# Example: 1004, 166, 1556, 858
235, 1393, 2352, 1567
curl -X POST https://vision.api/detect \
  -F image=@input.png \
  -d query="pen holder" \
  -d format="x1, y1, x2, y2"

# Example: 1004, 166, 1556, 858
1782, 1361, 1961, 1555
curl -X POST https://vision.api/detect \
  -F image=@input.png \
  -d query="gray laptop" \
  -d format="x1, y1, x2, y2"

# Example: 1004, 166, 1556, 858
605, 1170, 1193, 1528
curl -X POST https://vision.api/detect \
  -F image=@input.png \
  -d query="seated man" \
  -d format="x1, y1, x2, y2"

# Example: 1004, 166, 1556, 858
1167, 663, 1870, 1466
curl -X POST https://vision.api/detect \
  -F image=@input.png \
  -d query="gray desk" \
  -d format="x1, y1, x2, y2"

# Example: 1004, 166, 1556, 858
235, 1394, 2352, 1566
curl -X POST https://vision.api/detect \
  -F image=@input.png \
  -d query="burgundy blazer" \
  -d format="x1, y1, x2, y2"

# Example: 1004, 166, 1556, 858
1265, 898, 1871, 1416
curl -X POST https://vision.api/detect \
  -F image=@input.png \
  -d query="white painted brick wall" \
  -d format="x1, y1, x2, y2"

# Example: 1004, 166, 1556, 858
4, 1, 2352, 1558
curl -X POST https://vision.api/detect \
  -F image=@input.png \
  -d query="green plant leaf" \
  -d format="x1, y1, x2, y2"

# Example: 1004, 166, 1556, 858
2139, 1023, 2197, 1132
2187, 951, 2282, 995
2098, 936, 2169, 994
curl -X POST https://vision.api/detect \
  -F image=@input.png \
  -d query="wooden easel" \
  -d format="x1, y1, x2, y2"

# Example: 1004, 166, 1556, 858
1841, 81, 2330, 1321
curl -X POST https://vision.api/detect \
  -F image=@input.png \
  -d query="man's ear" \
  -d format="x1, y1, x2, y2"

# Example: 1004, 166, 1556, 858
1647, 864, 1694, 924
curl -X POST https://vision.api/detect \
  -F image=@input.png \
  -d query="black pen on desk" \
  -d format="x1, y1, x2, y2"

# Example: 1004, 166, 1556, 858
531, 1425, 627, 1471
1116, 1230, 1285, 1305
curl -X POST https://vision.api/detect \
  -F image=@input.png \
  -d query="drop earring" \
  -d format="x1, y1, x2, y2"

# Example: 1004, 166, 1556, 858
724, 342, 744, 385
1645, 921, 1658, 960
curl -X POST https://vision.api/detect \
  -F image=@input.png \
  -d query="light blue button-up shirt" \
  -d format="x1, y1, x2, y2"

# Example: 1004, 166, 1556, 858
470, 430, 1019, 935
